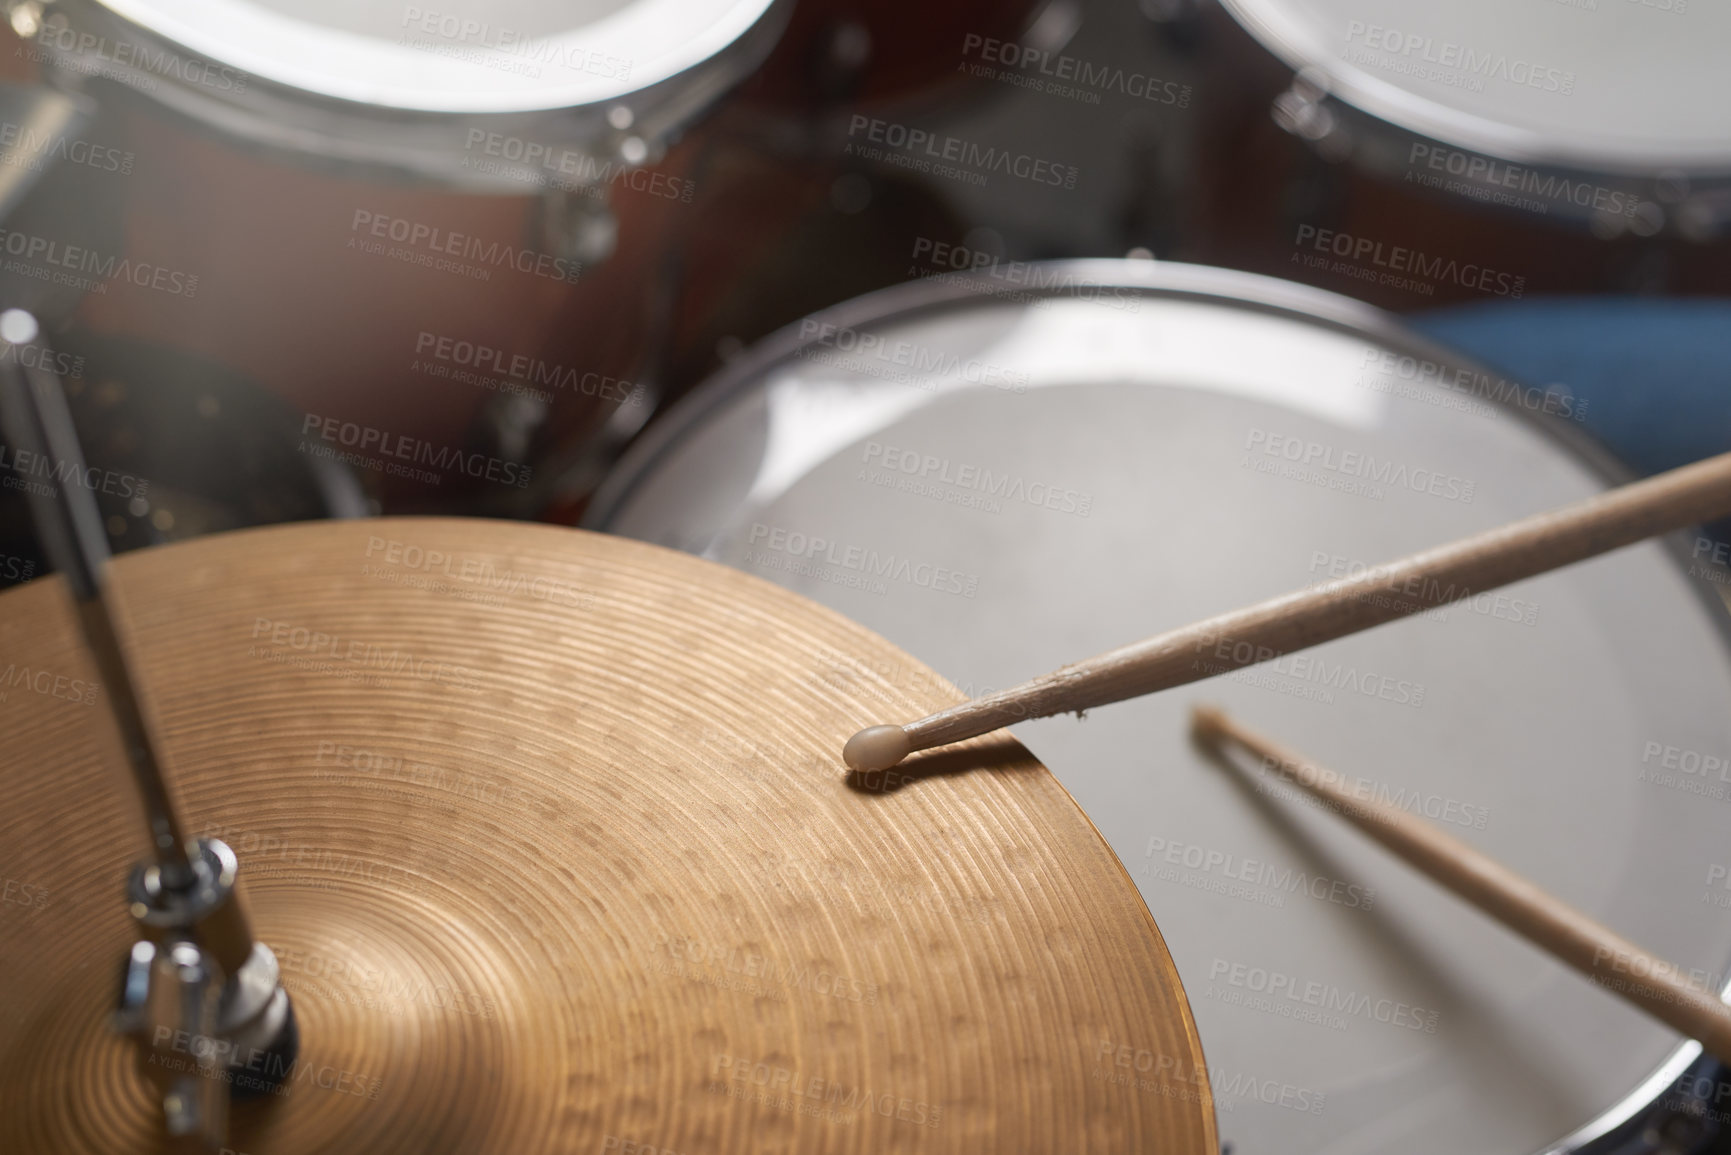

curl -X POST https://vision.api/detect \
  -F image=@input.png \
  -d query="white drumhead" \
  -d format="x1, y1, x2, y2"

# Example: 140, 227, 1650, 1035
593, 261, 1731, 1154
92, 0, 778, 111
1222, 0, 1731, 172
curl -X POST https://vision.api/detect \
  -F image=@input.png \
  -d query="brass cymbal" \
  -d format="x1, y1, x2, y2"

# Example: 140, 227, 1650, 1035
0, 518, 1214, 1154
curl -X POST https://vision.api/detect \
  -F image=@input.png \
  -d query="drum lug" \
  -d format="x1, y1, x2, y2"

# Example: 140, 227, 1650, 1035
479, 391, 552, 469
605, 104, 657, 170
1671, 177, 1731, 243
1641, 1092, 1718, 1153
3, 0, 47, 39
1587, 194, 1666, 240
1272, 68, 1350, 161
813, 19, 873, 103
535, 186, 620, 269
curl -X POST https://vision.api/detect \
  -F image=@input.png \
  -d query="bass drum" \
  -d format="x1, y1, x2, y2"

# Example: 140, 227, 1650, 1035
588, 260, 1731, 1154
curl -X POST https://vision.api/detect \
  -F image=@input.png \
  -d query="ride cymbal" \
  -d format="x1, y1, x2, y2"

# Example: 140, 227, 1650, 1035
0, 518, 1214, 1154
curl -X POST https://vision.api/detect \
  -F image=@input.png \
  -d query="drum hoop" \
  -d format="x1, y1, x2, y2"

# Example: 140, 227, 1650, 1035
1218, 0, 1731, 178
36, 0, 791, 185
589, 258, 1620, 522
59, 0, 786, 114
585, 257, 1731, 1154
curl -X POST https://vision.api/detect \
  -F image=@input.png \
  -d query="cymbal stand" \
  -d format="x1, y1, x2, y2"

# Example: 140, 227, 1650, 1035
0, 309, 297, 1152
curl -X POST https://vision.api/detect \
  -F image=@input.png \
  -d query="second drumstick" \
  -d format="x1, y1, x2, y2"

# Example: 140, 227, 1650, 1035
1190, 703, 1731, 1065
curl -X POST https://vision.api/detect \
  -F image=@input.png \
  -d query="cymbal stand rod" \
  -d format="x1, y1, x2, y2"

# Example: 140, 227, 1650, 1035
0, 309, 197, 887
0, 309, 298, 1149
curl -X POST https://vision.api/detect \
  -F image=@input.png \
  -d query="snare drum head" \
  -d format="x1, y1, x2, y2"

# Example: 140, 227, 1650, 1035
1221, 0, 1731, 172
591, 261, 1731, 1154
85, 0, 780, 112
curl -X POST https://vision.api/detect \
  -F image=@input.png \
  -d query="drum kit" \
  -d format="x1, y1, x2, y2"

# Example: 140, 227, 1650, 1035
1, 1, 1729, 1154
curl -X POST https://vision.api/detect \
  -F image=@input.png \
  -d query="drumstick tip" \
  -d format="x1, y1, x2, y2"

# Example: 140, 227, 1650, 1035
843, 724, 911, 772
1189, 703, 1231, 746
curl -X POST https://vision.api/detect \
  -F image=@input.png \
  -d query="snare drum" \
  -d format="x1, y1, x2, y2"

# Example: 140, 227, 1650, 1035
4, 0, 788, 510
1218, 0, 1731, 240
588, 260, 1731, 1154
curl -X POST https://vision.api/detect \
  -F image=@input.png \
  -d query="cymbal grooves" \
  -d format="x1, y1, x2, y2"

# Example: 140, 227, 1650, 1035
0, 519, 1213, 1154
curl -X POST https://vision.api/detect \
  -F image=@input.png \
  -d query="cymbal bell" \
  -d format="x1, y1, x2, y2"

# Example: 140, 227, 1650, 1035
0, 518, 1214, 1154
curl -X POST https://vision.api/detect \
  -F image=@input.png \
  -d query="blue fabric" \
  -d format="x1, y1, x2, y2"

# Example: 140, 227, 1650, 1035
1410, 298, 1731, 479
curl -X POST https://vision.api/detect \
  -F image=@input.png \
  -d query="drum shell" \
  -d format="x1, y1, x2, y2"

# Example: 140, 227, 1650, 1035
1170, 4, 1731, 302
9, 63, 722, 510
1211, 0, 1731, 238
728, 0, 1052, 121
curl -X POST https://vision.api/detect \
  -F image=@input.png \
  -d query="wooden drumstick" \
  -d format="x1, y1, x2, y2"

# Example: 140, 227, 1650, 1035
1189, 704, 1731, 1063
842, 448, 1731, 772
